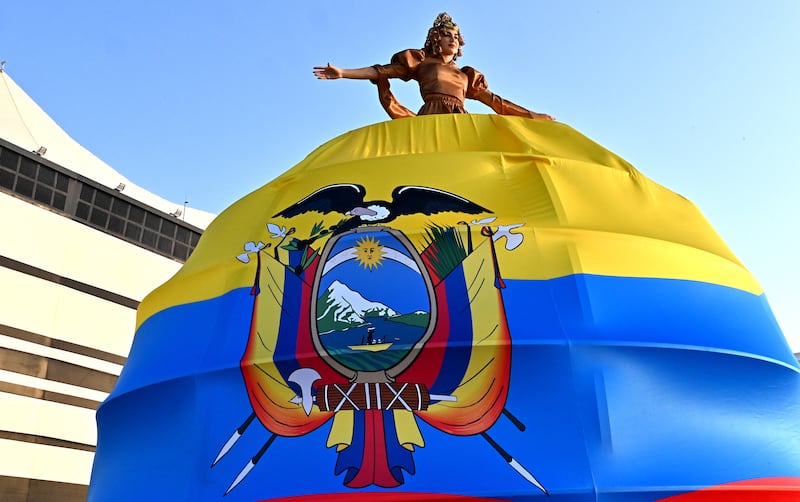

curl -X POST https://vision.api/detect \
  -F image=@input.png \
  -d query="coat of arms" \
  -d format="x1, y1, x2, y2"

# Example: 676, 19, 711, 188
211, 184, 546, 496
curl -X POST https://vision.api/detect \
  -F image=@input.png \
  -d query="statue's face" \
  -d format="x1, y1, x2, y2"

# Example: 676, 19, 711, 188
437, 27, 460, 58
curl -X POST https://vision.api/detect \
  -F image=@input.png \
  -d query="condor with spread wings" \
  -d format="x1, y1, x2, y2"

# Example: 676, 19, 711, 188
273, 183, 490, 234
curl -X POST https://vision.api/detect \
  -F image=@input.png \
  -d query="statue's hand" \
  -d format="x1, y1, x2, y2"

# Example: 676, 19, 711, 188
313, 63, 342, 80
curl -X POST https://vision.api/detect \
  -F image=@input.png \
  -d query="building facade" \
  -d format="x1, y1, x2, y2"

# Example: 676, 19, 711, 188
0, 68, 213, 501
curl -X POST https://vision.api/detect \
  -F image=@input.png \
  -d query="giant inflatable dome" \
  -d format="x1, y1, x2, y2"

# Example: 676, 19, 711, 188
89, 115, 800, 500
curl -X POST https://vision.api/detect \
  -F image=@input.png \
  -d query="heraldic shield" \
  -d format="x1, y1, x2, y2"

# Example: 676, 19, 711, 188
309, 226, 437, 382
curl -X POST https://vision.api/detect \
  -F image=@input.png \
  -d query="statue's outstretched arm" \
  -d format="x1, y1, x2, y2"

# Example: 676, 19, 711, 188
463, 66, 554, 120
313, 63, 379, 80
313, 62, 415, 119
472, 89, 554, 120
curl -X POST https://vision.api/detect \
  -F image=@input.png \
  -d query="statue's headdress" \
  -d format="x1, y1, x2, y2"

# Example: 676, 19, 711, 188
432, 12, 458, 31
424, 12, 465, 60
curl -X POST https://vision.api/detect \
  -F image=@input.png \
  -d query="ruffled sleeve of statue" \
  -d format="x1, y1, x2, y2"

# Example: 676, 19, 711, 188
463, 66, 550, 119
463, 66, 491, 100
377, 49, 425, 81
369, 49, 423, 120
371, 65, 416, 119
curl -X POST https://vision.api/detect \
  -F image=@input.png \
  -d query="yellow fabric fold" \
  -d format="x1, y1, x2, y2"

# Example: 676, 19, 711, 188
136, 115, 760, 330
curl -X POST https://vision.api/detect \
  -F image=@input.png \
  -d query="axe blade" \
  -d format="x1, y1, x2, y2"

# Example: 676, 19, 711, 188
288, 367, 322, 415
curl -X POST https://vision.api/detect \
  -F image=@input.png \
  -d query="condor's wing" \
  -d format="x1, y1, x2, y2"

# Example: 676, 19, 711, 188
273, 183, 366, 218
391, 185, 489, 217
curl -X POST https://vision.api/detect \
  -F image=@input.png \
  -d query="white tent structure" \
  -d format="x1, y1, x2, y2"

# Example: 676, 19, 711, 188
0, 67, 214, 228
0, 66, 214, 501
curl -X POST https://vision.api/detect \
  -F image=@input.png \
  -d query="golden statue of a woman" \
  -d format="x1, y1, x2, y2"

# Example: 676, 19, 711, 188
314, 13, 554, 120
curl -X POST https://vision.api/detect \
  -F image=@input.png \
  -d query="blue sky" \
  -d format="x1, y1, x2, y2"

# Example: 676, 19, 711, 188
2, 1, 798, 350
320, 231, 430, 314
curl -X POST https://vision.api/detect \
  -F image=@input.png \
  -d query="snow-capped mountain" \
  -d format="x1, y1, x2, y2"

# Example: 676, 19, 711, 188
316, 280, 397, 331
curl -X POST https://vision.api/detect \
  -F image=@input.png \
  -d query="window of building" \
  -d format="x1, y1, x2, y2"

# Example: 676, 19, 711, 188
0, 142, 202, 263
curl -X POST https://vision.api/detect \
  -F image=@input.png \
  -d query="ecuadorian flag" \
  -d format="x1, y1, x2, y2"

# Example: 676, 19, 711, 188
90, 115, 800, 501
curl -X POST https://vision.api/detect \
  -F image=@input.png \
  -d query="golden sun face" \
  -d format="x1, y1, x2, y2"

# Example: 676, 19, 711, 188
354, 236, 384, 271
